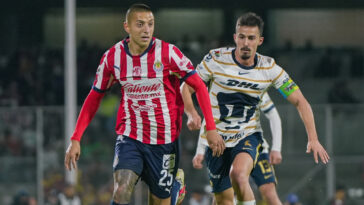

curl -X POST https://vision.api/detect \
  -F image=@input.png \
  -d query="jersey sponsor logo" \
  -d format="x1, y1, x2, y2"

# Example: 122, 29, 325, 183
153, 61, 164, 72
162, 154, 176, 169
123, 81, 162, 100
220, 79, 261, 90
264, 174, 273, 179
133, 66, 142, 77
131, 104, 157, 112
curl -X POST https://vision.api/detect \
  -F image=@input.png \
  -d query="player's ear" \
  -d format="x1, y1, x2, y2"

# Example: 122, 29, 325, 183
258, 37, 264, 46
123, 21, 130, 34
233, 33, 237, 43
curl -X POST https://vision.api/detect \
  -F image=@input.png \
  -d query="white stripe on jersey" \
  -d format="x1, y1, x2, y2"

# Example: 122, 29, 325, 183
95, 50, 109, 89
114, 43, 122, 82
123, 53, 134, 137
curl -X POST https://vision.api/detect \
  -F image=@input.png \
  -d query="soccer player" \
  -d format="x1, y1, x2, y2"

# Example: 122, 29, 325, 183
181, 12, 329, 205
191, 92, 283, 205
64, 4, 225, 205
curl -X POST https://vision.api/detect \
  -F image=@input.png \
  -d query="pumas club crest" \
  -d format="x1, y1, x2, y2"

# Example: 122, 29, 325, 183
153, 61, 164, 72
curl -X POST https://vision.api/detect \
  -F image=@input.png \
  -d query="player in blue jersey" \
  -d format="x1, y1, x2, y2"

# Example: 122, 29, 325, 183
181, 12, 329, 205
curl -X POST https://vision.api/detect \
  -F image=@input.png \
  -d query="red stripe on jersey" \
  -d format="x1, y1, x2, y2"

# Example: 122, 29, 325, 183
139, 100, 151, 144
119, 44, 127, 81
132, 56, 142, 80
153, 98, 165, 144
116, 89, 126, 134
162, 41, 178, 142
147, 46, 156, 78
127, 98, 138, 139
172, 45, 184, 59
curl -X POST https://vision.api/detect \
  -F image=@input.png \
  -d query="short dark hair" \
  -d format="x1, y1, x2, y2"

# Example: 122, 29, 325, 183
236, 12, 264, 36
126, 3, 152, 22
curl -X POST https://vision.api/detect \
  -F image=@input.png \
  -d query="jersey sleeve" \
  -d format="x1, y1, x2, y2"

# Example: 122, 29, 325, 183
269, 63, 299, 98
92, 50, 117, 93
259, 92, 275, 113
195, 52, 215, 83
169, 44, 195, 81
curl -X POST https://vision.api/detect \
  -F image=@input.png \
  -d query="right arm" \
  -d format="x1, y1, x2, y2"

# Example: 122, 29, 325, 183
64, 51, 114, 170
64, 90, 105, 170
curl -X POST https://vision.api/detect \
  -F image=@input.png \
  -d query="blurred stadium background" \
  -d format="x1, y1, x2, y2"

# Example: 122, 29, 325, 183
1, 0, 364, 204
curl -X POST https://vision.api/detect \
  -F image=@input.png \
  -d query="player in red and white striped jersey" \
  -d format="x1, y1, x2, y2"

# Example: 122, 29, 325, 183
64, 4, 225, 205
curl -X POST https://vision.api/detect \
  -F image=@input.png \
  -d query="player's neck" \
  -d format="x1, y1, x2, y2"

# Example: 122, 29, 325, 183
128, 41, 149, 56
236, 56, 255, 67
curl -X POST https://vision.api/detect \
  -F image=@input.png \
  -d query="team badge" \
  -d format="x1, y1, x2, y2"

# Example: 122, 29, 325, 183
153, 61, 164, 72
214, 50, 221, 57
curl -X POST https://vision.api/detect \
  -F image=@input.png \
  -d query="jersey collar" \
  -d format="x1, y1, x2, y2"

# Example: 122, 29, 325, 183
123, 36, 155, 57
232, 48, 257, 70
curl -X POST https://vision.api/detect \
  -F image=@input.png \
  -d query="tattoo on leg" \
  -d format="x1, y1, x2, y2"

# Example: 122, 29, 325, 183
113, 169, 139, 204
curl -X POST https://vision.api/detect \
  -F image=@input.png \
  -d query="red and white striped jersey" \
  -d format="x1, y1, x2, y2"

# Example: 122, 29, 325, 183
93, 37, 194, 145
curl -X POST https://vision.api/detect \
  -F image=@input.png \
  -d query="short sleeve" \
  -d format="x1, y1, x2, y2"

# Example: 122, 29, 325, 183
92, 51, 116, 93
195, 52, 215, 83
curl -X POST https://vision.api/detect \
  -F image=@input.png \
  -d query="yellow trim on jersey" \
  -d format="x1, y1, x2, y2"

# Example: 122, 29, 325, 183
260, 100, 273, 108
202, 61, 214, 74
214, 72, 272, 83
211, 92, 217, 96
255, 61, 276, 70
272, 69, 285, 83
211, 105, 219, 109
245, 126, 257, 129
216, 127, 240, 134
211, 54, 236, 66
223, 52, 232, 55
213, 81, 261, 94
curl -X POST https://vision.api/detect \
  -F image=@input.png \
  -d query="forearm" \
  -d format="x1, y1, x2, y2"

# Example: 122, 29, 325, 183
196, 136, 207, 155
288, 90, 318, 142
185, 74, 216, 130
181, 82, 198, 116
71, 89, 104, 141
264, 108, 282, 152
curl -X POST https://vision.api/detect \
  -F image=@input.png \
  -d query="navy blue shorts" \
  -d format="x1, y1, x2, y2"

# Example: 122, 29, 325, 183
205, 132, 263, 193
113, 136, 179, 198
251, 152, 277, 187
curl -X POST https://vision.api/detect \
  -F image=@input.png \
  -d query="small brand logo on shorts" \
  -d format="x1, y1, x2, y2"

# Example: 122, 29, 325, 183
162, 154, 175, 169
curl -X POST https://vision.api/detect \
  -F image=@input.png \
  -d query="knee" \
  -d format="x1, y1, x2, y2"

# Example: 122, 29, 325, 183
113, 182, 133, 203
230, 169, 249, 184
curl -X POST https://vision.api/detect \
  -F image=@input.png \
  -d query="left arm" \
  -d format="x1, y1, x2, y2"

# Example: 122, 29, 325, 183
263, 107, 282, 165
286, 89, 330, 164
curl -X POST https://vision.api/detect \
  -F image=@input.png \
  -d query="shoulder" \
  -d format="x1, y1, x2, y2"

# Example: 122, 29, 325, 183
203, 47, 234, 64
255, 53, 278, 70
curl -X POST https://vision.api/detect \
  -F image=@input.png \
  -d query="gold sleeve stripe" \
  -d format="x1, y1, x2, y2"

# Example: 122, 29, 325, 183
213, 81, 261, 94
216, 128, 240, 133
211, 55, 236, 66
202, 61, 213, 74
272, 69, 285, 83
255, 61, 276, 70
214, 72, 272, 83
211, 92, 217, 96
245, 126, 257, 129
223, 52, 232, 55
260, 101, 272, 108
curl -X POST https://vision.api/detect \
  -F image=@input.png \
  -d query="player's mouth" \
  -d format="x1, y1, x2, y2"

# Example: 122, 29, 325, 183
141, 36, 150, 42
